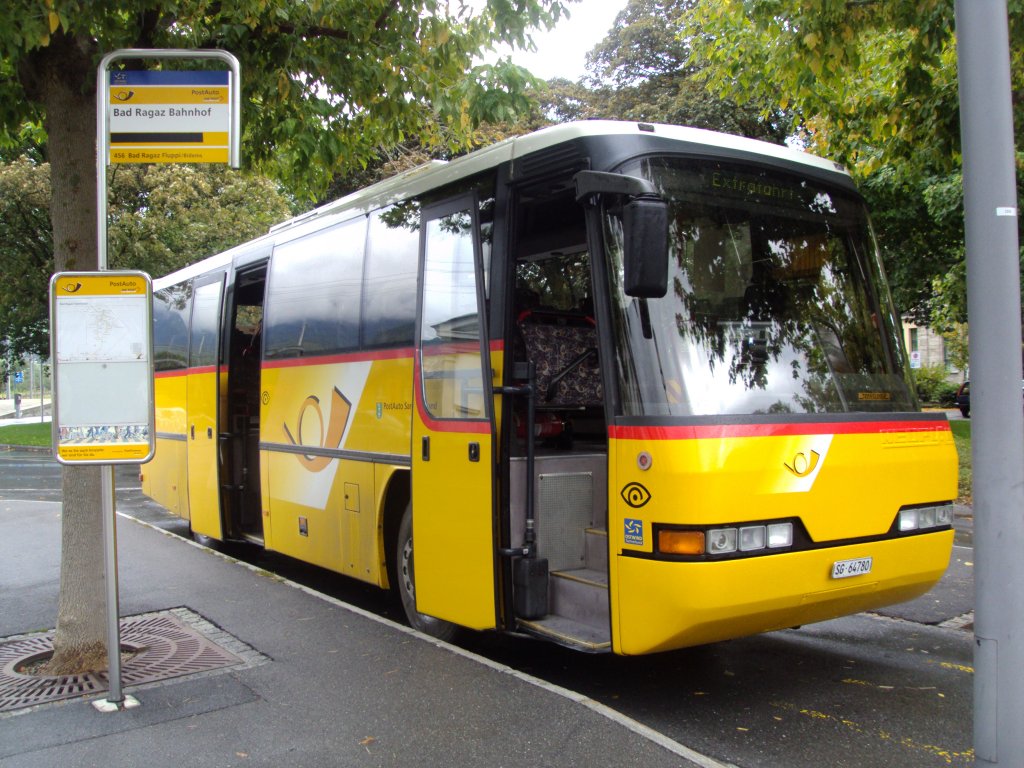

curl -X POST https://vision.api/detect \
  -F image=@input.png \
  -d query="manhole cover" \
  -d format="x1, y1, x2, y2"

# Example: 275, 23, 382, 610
0, 610, 246, 712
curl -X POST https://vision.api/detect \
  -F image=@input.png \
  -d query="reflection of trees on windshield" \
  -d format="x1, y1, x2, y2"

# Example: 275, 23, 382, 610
671, 212, 902, 413
607, 163, 915, 417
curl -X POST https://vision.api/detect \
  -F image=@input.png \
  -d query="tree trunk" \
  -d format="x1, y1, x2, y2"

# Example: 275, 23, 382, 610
21, 32, 109, 675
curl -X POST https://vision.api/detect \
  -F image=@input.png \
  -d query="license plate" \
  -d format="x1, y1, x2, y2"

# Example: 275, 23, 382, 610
831, 556, 873, 579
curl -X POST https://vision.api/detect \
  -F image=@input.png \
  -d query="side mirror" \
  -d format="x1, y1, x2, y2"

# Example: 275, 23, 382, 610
575, 170, 669, 299
623, 196, 669, 298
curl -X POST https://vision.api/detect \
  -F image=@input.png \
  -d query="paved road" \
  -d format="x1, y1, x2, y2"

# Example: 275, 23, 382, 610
1, 446, 975, 767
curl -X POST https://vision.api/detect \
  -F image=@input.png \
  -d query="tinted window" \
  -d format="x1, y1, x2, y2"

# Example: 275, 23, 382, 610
362, 204, 419, 348
153, 282, 192, 371
189, 278, 223, 368
419, 205, 488, 421
265, 216, 368, 359
605, 157, 916, 416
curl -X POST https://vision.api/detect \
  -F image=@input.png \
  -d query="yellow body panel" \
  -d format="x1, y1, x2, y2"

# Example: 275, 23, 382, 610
411, 427, 496, 629
614, 530, 953, 655
410, 348, 497, 631
607, 425, 957, 654
259, 354, 414, 584
186, 369, 222, 538
145, 374, 190, 519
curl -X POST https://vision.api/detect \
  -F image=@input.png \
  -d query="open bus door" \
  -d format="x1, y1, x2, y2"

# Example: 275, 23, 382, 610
410, 196, 498, 630
186, 273, 225, 539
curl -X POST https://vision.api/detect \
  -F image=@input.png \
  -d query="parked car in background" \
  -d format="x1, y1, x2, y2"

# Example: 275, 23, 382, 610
954, 380, 1024, 418
955, 381, 970, 418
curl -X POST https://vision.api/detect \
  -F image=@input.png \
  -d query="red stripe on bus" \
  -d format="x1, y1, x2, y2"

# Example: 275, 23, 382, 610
608, 420, 951, 441
263, 347, 414, 369
154, 365, 218, 378
154, 369, 188, 379
413, 359, 491, 435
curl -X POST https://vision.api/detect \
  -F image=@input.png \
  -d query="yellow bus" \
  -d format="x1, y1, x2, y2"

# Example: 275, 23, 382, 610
142, 121, 957, 655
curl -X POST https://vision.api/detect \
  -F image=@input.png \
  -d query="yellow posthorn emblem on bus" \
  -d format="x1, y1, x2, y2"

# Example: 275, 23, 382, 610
784, 449, 821, 478
283, 387, 351, 472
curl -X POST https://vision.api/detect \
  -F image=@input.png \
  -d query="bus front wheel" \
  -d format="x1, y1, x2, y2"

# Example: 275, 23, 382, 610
396, 503, 458, 643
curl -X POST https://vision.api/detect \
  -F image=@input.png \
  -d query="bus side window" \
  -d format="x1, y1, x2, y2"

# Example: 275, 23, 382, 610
363, 205, 419, 348
153, 282, 192, 371
265, 216, 367, 359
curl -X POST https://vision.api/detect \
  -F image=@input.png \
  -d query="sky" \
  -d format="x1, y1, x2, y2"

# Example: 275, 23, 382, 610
481, 0, 629, 82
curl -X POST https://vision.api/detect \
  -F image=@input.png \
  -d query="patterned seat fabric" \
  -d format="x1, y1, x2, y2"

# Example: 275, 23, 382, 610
518, 317, 602, 407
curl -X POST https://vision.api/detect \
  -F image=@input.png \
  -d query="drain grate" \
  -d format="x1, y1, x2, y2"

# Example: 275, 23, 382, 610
0, 610, 247, 713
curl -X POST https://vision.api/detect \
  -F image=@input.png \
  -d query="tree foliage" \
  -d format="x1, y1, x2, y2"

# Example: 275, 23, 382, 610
107, 164, 295, 276
582, 0, 791, 141
0, 159, 294, 367
679, 0, 1024, 322
0, 158, 51, 365
1, 0, 569, 200
321, 0, 801, 205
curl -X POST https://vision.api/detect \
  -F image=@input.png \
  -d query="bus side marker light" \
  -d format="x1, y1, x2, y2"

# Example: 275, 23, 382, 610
658, 529, 704, 555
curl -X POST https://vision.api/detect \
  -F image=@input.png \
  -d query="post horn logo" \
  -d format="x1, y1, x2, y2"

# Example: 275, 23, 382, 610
62, 282, 83, 293
283, 387, 351, 472
784, 449, 821, 478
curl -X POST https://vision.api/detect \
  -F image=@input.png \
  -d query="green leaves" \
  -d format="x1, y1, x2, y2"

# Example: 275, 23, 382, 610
680, 0, 1024, 322
0, 159, 294, 361
3, 0, 571, 198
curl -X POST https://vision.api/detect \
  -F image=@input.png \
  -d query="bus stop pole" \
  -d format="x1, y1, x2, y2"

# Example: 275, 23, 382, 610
954, 1, 1024, 763
93, 51, 127, 713
100, 468, 123, 706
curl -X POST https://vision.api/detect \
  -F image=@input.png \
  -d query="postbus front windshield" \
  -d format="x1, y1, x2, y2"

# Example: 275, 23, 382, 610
603, 156, 917, 417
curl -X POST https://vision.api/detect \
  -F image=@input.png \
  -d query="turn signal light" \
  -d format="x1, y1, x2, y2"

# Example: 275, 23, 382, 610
658, 529, 705, 555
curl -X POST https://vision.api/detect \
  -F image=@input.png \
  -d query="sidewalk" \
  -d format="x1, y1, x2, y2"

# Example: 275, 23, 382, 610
0, 398, 50, 422
0, 498, 714, 768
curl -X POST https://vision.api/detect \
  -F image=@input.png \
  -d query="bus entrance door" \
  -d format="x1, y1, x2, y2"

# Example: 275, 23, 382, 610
411, 197, 497, 630
186, 274, 225, 540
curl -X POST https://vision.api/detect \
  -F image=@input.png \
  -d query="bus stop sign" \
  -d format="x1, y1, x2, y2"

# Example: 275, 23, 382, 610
49, 271, 155, 465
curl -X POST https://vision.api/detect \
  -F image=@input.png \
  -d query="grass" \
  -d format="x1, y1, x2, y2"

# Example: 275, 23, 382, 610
950, 420, 972, 504
0, 421, 52, 447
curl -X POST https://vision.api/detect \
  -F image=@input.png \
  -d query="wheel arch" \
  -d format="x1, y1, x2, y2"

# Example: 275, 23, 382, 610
381, 468, 410, 591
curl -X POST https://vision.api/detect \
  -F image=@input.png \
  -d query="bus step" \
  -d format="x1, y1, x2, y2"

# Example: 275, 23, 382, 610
516, 615, 611, 653
585, 527, 608, 572
549, 568, 609, 630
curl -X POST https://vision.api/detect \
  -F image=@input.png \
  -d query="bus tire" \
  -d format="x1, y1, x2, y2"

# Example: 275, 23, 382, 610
396, 502, 458, 643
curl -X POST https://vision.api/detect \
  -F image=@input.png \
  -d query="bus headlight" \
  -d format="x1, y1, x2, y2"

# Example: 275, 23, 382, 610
898, 504, 954, 532
707, 528, 738, 554
739, 525, 766, 551
767, 522, 793, 548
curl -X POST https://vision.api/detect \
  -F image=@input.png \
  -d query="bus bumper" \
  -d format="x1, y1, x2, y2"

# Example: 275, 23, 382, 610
611, 529, 954, 655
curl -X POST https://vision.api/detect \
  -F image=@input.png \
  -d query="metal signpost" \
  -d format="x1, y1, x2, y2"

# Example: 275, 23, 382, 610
53, 48, 240, 713
954, 1, 1024, 763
